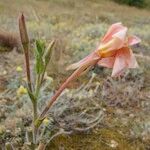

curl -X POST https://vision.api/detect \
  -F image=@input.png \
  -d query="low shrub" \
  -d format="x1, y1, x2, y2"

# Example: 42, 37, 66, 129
113, 0, 145, 8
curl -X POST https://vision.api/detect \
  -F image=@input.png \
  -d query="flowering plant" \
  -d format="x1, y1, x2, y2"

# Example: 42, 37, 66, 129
18, 14, 140, 149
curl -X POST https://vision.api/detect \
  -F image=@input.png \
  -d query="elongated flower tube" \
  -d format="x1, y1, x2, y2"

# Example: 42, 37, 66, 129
36, 22, 141, 128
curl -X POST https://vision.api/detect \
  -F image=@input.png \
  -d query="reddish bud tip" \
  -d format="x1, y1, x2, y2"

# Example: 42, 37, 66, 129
19, 13, 29, 47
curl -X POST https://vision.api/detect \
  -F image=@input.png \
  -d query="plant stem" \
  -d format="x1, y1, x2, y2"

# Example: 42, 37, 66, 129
32, 73, 41, 144
37, 142, 46, 150
24, 49, 32, 92
35, 75, 41, 96
39, 67, 46, 88
33, 100, 38, 123
33, 99, 38, 144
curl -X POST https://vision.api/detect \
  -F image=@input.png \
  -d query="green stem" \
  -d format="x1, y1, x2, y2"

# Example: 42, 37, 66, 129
32, 73, 43, 144
33, 100, 38, 123
35, 75, 41, 97
33, 99, 38, 144
39, 67, 46, 87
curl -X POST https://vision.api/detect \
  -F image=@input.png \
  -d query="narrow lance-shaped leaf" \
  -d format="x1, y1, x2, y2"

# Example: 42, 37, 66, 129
35, 40, 45, 74
27, 88, 37, 103
35, 56, 44, 74
43, 40, 55, 66
36, 40, 45, 56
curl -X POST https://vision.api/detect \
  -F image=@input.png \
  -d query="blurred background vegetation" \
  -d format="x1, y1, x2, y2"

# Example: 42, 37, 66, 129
113, 0, 150, 8
0, 0, 150, 149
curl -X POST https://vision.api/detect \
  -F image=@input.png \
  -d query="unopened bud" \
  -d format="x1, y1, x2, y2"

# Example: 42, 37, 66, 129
18, 13, 32, 92
19, 13, 29, 50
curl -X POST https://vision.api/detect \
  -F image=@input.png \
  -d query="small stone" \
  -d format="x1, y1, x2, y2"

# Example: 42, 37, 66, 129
110, 140, 118, 148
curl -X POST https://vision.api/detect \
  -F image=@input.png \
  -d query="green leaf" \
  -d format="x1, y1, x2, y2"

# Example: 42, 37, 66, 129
35, 55, 44, 74
34, 117, 46, 128
43, 40, 55, 66
34, 40, 45, 74
35, 40, 45, 56
27, 88, 37, 102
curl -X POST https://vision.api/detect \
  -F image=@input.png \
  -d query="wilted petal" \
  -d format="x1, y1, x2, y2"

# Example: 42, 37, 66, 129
111, 48, 127, 77
102, 22, 125, 43
66, 52, 99, 70
111, 47, 138, 77
66, 55, 91, 70
98, 57, 115, 68
126, 48, 139, 68
111, 27, 128, 49
113, 27, 127, 41
118, 47, 138, 68
128, 36, 141, 46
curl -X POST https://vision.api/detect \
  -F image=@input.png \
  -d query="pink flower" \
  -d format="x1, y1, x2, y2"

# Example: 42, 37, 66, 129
37, 23, 141, 122
67, 22, 141, 77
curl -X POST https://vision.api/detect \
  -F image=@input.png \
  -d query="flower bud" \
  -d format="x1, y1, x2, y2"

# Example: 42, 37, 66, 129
18, 13, 29, 50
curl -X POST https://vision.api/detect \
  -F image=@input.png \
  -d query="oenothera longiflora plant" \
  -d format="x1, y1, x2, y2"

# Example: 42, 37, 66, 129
19, 14, 55, 144
19, 14, 141, 149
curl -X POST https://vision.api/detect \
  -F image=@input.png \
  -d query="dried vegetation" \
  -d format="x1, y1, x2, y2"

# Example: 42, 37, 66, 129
0, 0, 150, 149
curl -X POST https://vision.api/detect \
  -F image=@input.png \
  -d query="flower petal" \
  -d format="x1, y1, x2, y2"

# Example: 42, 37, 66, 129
111, 48, 127, 77
128, 36, 141, 46
126, 48, 139, 68
101, 22, 126, 43
111, 47, 138, 77
111, 27, 128, 49
66, 54, 91, 70
66, 52, 99, 70
97, 57, 115, 68
97, 27, 128, 57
